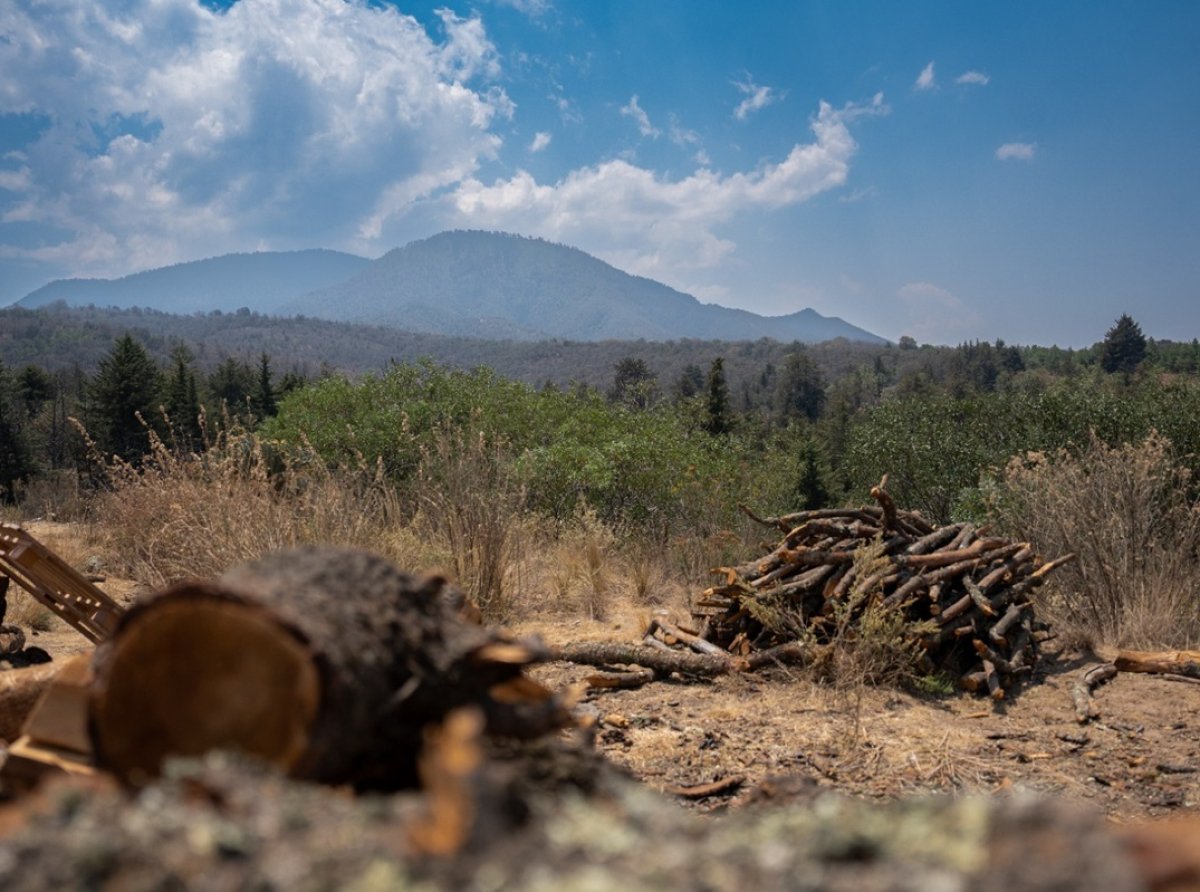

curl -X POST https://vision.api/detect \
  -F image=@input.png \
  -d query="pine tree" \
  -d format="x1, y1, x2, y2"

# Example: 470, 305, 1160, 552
608, 357, 658, 409
775, 348, 826, 423
86, 334, 163, 465
208, 357, 257, 420
792, 440, 830, 511
704, 357, 731, 435
673, 364, 705, 402
255, 353, 278, 419
0, 361, 36, 503
164, 346, 203, 452
1099, 314, 1147, 376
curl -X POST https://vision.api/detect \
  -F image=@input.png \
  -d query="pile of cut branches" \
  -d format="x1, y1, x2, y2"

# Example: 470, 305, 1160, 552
680, 478, 1073, 698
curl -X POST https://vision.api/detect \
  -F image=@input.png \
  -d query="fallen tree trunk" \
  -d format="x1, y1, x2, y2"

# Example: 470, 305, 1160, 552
550, 640, 818, 679
1113, 650, 1200, 679
88, 547, 568, 790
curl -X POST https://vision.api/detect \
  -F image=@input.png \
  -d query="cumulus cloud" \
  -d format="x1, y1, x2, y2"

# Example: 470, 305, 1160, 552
0, 0, 509, 275
529, 131, 552, 152
914, 61, 936, 91
448, 96, 887, 287
897, 281, 980, 342
733, 75, 780, 120
956, 70, 990, 86
996, 142, 1037, 161
619, 95, 659, 138
489, 0, 553, 17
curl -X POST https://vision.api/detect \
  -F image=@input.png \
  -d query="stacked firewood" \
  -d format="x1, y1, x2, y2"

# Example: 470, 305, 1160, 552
682, 479, 1074, 699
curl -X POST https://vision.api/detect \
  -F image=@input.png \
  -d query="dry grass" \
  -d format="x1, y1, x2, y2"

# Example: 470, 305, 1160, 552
991, 432, 1200, 649
413, 428, 529, 622
83, 421, 409, 590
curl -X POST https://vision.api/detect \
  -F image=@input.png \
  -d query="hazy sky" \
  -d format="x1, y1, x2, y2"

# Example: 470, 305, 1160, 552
1, 1, 1197, 346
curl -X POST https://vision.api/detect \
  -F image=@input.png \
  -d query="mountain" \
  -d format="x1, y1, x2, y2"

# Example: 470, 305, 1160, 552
279, 231, 886, 344
15, 232, 885, 344
16, 249, 370, 315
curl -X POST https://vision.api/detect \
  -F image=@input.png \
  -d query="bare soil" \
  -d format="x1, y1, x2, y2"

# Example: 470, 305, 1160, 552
514, 609, 1200, 822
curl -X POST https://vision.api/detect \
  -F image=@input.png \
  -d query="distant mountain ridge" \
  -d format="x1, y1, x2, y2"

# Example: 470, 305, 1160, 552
16, 231, 885, 344
17, 249, 370, 315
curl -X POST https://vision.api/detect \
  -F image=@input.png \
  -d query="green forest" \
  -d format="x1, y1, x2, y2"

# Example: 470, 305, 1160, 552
2, 309, 1196, 525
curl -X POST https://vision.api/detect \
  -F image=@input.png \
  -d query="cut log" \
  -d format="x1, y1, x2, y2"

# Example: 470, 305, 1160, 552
1113, 650, 1200, 679
0, 662, 62, 743
88, 547, 567, 790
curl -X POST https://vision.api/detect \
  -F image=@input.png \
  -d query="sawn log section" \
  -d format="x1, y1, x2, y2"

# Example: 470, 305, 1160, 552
88, 547, 567, 790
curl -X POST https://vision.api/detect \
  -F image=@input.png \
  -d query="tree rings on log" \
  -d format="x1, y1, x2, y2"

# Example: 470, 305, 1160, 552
89, 595, 320, 785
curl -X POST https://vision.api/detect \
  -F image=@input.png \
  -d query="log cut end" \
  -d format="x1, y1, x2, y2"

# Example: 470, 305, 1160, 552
90, 592, 320, 786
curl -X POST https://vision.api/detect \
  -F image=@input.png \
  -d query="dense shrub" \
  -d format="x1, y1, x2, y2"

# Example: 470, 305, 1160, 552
988, 433, 1200, 648
841, 378, 1200, 523
264, 361, 760, 535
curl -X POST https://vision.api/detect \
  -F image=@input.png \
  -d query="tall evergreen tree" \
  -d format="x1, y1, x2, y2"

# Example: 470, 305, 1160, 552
86, 334, 162, 465
775, 348, 826, 423
704, 357, 732, 435
1099, 314, 1147, 376
0, 361, 36, 503
16, 365, 54, 419
792, 439, 831, 511
164, 346, 203, 452
255, 353, 278, 418
208, 357, 257, 419
673, 364, 705, 402
608, 357, 658, 409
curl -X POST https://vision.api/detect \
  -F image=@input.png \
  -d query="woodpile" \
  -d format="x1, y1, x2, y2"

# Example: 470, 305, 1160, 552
667, 478, 1075, 698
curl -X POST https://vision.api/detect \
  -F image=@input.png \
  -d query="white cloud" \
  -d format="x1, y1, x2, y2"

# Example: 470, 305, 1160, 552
897, 281, 980, 342
620, 95, 660, 139
0, 0, 509, 275
914, 61, 936, 91
995, 142, 1037, 161
529, 131, 552, 153
956, 70, 990, 86
449, 96, 887, 288
668, 114, 700, 148
839, 185, 877, 203
733, 76, 780, 120
489, 0, 553, 17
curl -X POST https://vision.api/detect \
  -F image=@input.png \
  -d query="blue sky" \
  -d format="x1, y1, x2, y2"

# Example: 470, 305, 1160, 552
1, 1, 1197, 346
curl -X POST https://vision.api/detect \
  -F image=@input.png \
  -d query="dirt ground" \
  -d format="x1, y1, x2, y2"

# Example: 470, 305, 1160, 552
3, 521, 1198, 826
515, 609, 1200, 822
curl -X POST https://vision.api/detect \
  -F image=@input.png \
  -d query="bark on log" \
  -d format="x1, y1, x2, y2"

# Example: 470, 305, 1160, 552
1073, 663, 1117, 724
553, 642, 745, 676
88, 547, 565, 790
0, 662, 61, 743
1113, 650, 1200, 679
648, 619, 728, 658
551, 640, 817, 677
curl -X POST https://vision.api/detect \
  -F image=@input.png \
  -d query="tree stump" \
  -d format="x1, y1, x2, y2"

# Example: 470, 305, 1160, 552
88, 547, 566, 790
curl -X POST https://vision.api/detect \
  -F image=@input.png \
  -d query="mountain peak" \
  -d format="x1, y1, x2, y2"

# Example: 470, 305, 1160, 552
280, 230, 885, 344
17, 231, 884, 344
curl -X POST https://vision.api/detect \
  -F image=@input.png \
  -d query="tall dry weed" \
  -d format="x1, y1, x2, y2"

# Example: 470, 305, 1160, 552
413, 427, 528, 622
85, 416, 403, 589
991, 432, 1200, 649
532, 505, 616, 620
